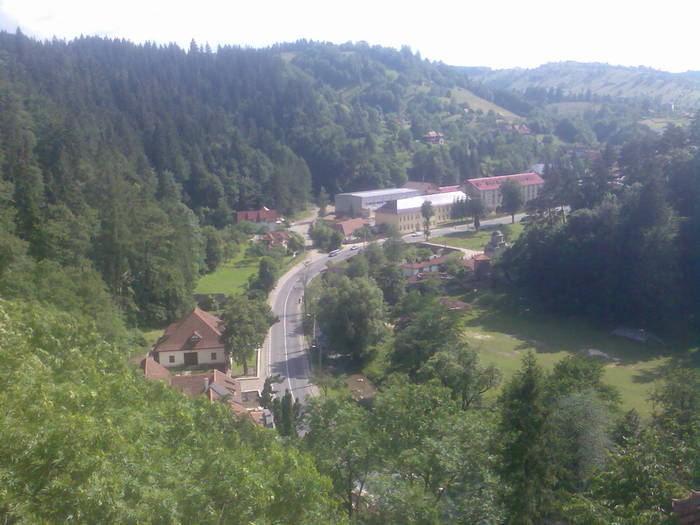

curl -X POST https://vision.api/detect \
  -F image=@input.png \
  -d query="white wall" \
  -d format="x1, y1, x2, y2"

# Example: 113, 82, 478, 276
159, 347, 227, 368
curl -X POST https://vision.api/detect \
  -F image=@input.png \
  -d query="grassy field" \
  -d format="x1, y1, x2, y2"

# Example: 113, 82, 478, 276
195, 250, 260, 296
432, 223, 524, 251
639, 117, 691, 133
450, 87, 523, 121
458, 292, 693, 417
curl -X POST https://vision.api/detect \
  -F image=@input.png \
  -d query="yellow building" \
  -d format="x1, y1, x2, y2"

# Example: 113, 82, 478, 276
375, 191, 467, 234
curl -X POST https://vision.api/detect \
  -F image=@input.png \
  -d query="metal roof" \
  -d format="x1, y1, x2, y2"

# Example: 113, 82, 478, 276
392, 191, 467, 212
336, 188, 418, 198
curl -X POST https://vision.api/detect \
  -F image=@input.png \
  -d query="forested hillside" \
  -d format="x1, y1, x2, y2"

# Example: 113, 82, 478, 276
3, 32, 696, 327
468, 61, 700, 108
1, 30, 699, 524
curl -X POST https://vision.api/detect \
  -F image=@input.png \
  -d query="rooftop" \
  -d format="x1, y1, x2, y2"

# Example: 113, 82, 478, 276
465, 172, 544, 191
153, 307, 224, 353
336, 187, 418, 198
378, 190, 467, 213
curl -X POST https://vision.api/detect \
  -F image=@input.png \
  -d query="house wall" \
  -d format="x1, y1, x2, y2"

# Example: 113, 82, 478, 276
158, 347, 227, 368
469, 183, 543, 209
376, 202, 453, 233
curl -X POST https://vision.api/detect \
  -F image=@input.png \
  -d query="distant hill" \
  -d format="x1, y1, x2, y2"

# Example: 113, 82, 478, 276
466, 62, 700, 108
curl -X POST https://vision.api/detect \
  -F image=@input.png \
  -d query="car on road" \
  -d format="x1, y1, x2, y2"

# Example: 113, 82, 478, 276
411, 231, 421, 237
350, 245, 359, 250
328, 249, 341, 257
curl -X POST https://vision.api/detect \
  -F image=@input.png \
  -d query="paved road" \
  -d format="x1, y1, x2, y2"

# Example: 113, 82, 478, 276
265, 247, 356, 403
256, 211, 527, 403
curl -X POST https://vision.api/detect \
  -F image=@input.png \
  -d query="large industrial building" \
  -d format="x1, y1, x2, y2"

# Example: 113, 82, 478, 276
374, 190, 467, 234
334, 188, 420, 217
463, 172, 544, 209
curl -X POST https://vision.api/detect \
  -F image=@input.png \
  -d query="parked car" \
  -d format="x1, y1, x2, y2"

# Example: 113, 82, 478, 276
328, 249, 341, 257
411, 231, 421, 237
350, 245, 359, 251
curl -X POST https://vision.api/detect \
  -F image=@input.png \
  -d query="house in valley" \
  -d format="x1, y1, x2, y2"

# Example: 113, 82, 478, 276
141, 356, 263, 423
261, 230, 291, 248
401, 254, 450, 278
152, 307, 228, 369
331, 218, 368, 241
236, 206, 277, 224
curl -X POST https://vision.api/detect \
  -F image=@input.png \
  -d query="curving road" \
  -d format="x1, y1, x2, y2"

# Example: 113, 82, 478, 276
255, 211, 529, 403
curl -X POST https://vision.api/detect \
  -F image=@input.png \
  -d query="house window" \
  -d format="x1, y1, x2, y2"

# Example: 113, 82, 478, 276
211, 352, 217, 360
169, 355, 175, 363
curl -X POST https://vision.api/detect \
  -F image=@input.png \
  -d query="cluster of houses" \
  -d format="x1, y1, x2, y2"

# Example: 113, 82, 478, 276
141, 307, 273, 428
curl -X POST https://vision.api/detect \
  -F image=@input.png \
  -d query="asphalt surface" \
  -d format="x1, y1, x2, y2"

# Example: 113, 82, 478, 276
265, 211, 527, 403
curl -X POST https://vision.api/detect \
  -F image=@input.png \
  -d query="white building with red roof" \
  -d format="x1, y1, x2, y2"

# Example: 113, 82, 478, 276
152, 307, 228, 368
463, 172, 544, 209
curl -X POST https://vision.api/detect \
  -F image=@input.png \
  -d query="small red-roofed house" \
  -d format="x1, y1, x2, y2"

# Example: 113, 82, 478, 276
152, 307, 227, 368
331, 218, 368, 240
464, 172, 544, 209
236, 207, 277, 224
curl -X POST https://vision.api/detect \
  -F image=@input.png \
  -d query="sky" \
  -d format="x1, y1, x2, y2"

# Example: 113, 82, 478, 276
0, 0, 697, 73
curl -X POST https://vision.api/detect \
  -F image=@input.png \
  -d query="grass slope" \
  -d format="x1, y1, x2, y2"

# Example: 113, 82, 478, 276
195, 249, 260, 296
451, 87, 523, 120
459, 291, 692, 417
474, 62, 700, 108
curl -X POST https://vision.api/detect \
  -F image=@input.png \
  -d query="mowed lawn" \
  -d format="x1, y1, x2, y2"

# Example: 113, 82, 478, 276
195, 250, 260, 296
458, 293, 691, 418
432, 223, 524, 251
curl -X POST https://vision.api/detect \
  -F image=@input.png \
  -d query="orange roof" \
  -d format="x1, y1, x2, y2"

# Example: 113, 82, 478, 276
466, 172, 544, 191
141, 356, 172, 383
153, 307, 224, 353
332, 218, 367, 237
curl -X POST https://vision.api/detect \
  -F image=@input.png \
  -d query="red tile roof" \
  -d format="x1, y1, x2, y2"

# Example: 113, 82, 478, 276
438, 185, 461, 193
153, 308, 225, 354
332, 218, 367, 237
401, 255, 449, 270
465, 172, 544, 191
141, 356, 172, 383
237, 207, 277, 223
262, 230, 291, 245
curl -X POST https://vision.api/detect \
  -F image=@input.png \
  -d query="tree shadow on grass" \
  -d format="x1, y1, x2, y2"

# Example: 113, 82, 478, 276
461, 290, 692, 368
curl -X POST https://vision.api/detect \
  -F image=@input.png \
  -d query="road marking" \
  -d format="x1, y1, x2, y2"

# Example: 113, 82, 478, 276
282, 280, 295, 401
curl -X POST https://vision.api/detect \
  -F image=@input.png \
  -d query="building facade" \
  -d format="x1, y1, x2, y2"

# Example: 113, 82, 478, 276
374, 190, 467, 234
463, 172, 544, 209
153, 307, 228, 368
334, 188, 420, 217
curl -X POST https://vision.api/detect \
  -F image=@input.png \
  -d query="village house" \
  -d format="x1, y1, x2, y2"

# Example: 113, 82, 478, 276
374, 190, 467, 234
141, 356, 269, 425
463, 172, 544, 209
461, 253, 491, 279
401, 254, 450, 278
152, 307, 228, 369
236, 206, 277, 224
422, 130, 445, 145
331, 217, 368, 241
261, 229, 291, 248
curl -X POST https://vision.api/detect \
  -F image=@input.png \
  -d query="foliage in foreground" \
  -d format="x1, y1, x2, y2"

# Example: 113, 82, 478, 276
0, 299, 343, 525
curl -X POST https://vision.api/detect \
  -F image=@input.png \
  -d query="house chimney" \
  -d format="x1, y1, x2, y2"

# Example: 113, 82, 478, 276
204, 377, 209, 393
